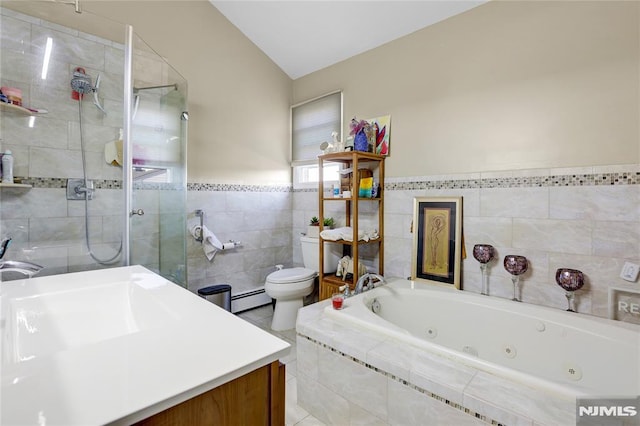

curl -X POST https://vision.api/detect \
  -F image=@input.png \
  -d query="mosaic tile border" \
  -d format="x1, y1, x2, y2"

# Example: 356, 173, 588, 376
385, 171, 640, 191
17, 169, 638, 193
187, 182, 292, 192
298, 333, 505, 426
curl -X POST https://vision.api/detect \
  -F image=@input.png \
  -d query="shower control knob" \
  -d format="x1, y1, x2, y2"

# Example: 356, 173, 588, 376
131, 209, 145, 216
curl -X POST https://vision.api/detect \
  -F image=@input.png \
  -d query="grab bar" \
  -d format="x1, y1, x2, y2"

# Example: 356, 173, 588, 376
194, 209, 204, 243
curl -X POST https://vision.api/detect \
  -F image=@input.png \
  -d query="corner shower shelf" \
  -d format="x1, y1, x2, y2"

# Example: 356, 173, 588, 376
0, 183, 32, 191
0, 102, 47, 116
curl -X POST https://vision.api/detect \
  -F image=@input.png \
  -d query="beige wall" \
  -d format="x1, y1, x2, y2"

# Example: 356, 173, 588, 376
293, 1, 640, 178
86, 1, 293, 185
5, 0, 293, 184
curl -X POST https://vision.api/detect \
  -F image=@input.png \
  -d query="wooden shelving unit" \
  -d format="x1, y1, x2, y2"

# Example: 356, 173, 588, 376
318, 151, 385, 300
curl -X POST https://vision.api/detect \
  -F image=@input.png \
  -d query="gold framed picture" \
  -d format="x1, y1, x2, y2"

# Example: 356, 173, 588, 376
411, 196, 463, 289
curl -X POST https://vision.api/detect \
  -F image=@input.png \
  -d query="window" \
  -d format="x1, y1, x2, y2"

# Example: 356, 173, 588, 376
291, 91, 342, 187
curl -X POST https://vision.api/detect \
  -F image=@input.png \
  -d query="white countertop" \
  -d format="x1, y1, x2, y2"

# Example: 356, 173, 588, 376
1, 265, 290, 425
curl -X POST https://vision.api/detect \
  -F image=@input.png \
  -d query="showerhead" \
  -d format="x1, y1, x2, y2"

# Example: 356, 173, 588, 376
71, 69, 93, 94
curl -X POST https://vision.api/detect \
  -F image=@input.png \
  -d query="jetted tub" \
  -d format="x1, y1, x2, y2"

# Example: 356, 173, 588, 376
325, 278, 640, 398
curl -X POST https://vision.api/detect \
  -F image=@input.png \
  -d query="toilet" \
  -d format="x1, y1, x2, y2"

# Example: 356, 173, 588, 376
265, 236, 341, 331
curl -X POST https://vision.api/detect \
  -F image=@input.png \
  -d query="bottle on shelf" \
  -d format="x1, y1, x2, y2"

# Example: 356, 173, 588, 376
2, 150, 14, 183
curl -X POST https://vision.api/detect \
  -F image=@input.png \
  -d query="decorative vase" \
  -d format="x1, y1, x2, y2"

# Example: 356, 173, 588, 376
354, 130, 368, 152
307, 226, 319, 238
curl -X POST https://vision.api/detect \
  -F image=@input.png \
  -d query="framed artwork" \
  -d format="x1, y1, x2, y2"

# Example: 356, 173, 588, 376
411, 196, 463, 289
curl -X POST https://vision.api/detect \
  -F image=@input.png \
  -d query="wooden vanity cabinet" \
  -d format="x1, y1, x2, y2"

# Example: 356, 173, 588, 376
318, 152, 385, 300
135, 361, 285, 425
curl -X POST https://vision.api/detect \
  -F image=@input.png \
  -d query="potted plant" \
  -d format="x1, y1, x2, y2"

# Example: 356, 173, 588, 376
323, 217, 335, 229
307, 216, 320, 237
307, 216, 334, 237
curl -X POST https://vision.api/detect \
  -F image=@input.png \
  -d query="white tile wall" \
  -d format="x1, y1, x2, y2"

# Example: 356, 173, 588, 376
292, 166, 640, 320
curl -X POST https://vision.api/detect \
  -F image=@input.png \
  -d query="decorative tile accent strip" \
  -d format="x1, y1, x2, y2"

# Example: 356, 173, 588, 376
19, 169, 637, 193
297, 333, 504, 425
20, 177, 182, 191
383, 171, 639, 191
187, 182, 292, 192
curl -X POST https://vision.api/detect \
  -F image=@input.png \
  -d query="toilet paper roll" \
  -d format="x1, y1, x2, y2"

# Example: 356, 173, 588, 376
222, 242, 235, 250
190, 225, 203, 240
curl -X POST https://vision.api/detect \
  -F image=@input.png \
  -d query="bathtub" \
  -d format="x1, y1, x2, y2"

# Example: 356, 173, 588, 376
324, 278, 640, 398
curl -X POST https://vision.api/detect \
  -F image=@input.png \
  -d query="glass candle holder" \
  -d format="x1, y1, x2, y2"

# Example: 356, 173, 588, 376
555, 268, 584, 312
473, 244, 495, 295
503, 255, 528, 302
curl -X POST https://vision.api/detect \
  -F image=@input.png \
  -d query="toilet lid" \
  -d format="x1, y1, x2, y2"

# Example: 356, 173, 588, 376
267, 267, 317, 284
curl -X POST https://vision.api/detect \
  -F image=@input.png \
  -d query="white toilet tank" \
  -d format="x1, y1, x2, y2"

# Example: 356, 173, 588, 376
300, 236, 342, 273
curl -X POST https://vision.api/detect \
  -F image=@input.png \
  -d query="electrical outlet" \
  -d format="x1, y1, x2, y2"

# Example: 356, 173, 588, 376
620, 262, 640, 282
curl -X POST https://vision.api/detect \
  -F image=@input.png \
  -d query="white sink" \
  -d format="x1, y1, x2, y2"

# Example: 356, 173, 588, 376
0, 265, 290, 425
2, 277, 178, 364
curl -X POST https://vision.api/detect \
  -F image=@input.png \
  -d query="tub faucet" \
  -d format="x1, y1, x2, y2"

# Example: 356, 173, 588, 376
0, 237, 11, 259
354, 273, 386, 295
0, 260, 44, 278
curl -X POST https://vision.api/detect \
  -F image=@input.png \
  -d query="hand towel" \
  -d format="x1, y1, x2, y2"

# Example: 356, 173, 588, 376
320, 227, 379, 242
190, 224, 224, 261
201, 225, 224, 261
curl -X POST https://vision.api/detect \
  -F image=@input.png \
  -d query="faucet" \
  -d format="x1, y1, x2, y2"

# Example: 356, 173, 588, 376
0, 238, 44, 278
354, 273, 386, 295
0, 260, 44, 278
0, 237, 12, 259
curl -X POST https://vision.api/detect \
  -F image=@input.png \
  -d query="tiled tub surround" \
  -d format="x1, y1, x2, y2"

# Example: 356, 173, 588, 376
293, 164, 640, 322
296, 298, 582, 426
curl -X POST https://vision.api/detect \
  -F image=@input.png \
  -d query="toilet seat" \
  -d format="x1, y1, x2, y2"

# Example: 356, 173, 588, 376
266, 267, 316, 284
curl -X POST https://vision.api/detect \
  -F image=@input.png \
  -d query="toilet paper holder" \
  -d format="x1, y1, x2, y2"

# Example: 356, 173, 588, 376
194, 209, 205, 243
193, 209, 243, 247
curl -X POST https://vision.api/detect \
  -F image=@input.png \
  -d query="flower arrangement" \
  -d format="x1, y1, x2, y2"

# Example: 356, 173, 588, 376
349, 117, 370, 136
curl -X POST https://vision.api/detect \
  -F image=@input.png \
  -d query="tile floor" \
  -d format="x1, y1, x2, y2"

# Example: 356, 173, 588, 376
237, 304, 325, 426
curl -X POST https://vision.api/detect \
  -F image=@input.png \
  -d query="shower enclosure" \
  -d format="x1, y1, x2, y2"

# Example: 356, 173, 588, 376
0, 3, 187, 285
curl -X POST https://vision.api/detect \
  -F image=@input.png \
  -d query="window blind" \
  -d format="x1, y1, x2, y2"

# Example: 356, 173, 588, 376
291, 91, 342, 164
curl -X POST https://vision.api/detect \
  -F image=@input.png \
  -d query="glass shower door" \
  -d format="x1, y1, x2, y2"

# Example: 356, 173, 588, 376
129, 31, 187, 286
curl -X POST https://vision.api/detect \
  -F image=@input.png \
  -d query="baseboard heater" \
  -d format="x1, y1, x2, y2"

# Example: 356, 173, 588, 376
231, 286, 272, 314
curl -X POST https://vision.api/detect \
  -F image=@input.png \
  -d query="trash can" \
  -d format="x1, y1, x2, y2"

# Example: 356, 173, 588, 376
197, 284, 232, 312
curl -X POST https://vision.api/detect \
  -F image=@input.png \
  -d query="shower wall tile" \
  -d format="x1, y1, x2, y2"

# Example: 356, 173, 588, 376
32, 26, 105, 71
3, 143, 29, 178
105, 45, 125, 76
29, 216, 97, 243
101, 215, 123, 244
0, 188, 67, 219
98, 70, 125, 102
0, 14, 32, 53
3, 116, 69, 149
101, 98, 124, 128
0, 49, 35, 84
67, 189, 124, 217
0, 218, 29, 242
68, 121, 120, 152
